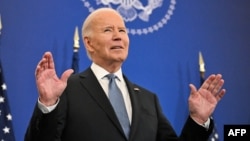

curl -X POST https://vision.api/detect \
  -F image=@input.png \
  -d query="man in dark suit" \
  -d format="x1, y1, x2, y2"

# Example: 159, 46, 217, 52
25, 8, 226, 141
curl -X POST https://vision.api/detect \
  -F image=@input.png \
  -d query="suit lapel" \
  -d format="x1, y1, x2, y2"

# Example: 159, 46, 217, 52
123, 76, 141, 141
78, 68, 126, 138
78, 69, 142, 140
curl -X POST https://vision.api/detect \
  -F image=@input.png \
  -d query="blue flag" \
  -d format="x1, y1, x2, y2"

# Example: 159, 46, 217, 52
71, 50, 79, 74
208, 117, 220, 141
0, 61, 16, 140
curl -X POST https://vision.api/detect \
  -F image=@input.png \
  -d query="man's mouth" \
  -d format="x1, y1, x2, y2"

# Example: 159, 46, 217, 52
110, 46, 123, 50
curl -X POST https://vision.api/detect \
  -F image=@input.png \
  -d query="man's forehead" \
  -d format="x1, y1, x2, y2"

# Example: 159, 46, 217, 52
86, 9, 126, 29
93, 19, 126, 28
94, 24, 126, 30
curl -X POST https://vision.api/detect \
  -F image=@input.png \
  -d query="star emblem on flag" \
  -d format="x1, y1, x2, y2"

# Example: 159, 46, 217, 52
0, 62, 16, 140
1, 83, 7, 90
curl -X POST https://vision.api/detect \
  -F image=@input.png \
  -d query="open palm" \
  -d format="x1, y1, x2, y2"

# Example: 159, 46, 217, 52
188, 74, 226, 124
35, 52, 73, 106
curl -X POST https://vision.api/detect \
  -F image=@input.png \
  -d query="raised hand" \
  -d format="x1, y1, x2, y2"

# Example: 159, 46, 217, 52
188, 74, 226, 124
35, 52, 74, 106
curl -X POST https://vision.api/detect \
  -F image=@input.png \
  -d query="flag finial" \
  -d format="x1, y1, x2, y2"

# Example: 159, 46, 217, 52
199, 51, 205, 72
0, 14, 2, 35
73, 26, 80, 51
199, 51, 205, 79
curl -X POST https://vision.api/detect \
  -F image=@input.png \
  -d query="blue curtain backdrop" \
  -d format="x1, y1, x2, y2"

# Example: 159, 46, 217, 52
0, 0, 250, 140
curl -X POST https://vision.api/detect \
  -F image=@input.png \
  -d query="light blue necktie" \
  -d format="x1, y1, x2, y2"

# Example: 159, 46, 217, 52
106, 74, 130, 139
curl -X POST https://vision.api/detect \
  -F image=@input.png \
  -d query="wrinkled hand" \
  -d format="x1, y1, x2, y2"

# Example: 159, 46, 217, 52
35, 52, 74, 106
188, 74, 226, 124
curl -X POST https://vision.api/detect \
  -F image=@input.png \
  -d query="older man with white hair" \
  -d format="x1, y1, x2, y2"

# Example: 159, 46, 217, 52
25, 7, 226, 141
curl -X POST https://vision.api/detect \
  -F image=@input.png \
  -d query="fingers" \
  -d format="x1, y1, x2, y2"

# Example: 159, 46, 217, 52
200, 74, 216, 90
61, 69, 74, 82
201, 74, 225, 100
35, 52, 55, 78
35, 59, 45, 78
189, 84, 198, 97
42, 52, 55, 69
207, 74, 223, 92
211, 78, 224, 95
189, 84, 197, 98
46, 52, 55, 69
215, 89, 226, 101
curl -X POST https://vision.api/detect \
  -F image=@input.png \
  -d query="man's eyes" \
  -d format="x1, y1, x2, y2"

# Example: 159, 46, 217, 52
104, 28, 112, 32
103, 28, 126, 33
119, 29, 126, 33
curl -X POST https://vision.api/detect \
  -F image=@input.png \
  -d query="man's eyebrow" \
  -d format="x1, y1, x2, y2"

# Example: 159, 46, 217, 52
118, 27, 126, 29
103, 25, 126, 28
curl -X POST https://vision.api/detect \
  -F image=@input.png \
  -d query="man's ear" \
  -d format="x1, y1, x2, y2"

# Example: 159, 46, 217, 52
83, 36, 94, 52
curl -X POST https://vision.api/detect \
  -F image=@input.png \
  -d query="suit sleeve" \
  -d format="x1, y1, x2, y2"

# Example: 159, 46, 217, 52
153, 94, 213, 141
152, 94, 178, 141
24, 92, 67, 141
179, 116, 214, 141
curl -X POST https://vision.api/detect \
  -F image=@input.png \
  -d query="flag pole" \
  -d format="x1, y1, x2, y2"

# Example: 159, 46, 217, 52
71, 26, 80, 74
0, 14, 2, 35
73, 26, 80, 52
199, 51, 205, 83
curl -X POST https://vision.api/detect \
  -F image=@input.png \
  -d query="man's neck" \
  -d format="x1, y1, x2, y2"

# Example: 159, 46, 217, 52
93, 61, 122, 73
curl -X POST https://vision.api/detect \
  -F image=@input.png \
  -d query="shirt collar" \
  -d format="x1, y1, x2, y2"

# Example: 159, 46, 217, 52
90, 63, 123, 81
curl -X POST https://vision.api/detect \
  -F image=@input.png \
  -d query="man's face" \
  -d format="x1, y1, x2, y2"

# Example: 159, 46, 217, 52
84, 11, 129, 66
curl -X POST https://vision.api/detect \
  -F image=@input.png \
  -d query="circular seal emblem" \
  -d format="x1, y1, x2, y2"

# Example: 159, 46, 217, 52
81, 0, 176, 35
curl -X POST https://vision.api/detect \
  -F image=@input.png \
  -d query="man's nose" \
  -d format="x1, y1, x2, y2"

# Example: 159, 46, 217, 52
112, 30, 122, 41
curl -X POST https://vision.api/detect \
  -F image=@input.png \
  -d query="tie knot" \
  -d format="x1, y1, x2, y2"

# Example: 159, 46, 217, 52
106, 73, 117, 80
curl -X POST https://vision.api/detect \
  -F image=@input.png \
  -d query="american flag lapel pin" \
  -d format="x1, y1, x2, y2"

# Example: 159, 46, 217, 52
134, 87, 140, 92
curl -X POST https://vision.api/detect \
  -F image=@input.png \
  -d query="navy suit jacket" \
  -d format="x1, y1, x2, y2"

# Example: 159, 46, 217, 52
25, 68, 213, 141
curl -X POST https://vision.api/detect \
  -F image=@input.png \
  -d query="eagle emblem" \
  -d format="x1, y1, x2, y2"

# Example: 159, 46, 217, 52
96, 0, 163, 22
82, 0, 177, 35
